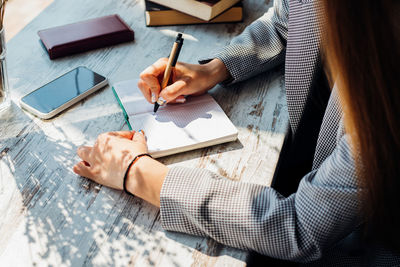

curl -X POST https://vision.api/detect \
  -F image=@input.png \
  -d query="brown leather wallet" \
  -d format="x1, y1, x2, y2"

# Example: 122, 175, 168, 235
38, 14, 134, 59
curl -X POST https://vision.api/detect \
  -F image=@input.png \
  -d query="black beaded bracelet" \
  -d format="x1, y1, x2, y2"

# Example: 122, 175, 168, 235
123, 153, 153, 196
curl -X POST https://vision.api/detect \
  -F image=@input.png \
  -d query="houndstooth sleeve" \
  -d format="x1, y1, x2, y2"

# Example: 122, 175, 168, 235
160, 135, 362, 263
199, 0, 289, 85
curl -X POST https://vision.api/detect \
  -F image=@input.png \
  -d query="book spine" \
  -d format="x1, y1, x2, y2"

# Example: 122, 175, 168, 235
148, 0, 214, 20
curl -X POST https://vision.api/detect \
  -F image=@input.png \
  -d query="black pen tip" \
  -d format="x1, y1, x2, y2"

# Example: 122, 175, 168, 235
153, 102, 160, 113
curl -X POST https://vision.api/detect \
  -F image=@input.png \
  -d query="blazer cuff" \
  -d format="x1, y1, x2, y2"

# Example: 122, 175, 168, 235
198, 43, 255, 86
160, 166, 203, 236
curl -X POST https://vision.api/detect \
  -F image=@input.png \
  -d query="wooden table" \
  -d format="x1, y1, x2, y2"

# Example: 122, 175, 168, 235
0, 0, 288, 266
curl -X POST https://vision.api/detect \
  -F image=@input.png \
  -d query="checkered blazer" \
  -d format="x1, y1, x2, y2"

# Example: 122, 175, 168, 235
159, 0, 400, 265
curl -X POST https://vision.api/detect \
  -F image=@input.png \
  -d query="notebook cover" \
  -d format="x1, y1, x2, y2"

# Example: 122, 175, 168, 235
112, 86, 133, 130
38, 14, 134, 59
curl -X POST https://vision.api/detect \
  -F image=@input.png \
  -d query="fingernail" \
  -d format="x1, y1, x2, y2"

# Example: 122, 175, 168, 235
151, 93, 156, 103
175, 98, 186, 103
157, 97, 166, 106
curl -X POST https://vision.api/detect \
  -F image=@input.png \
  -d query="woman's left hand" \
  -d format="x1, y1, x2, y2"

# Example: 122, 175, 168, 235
73, 130, 169, 207
73, 131, 147, 190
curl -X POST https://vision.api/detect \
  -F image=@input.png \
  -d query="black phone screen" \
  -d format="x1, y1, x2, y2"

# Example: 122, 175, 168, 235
21, 66, 106, 114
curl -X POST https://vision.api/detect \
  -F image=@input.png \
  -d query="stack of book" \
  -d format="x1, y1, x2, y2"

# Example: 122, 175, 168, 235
145, 0, 242, 27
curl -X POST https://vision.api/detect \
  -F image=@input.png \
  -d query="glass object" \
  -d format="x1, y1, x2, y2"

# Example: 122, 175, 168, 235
0, 28, 10, 112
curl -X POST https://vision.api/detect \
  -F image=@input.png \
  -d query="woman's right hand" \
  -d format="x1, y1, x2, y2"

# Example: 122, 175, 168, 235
138, 58, 230, 104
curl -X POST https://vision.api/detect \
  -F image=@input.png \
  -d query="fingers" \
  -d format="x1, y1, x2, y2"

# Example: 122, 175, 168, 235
77, 146, 92, 163
159, 80, 187, 103
107, 130, 146, 143
137, 79, 152, 103
109, 131, 135, 140
140, 74, 160, 100
139, 58, 168, 102
73, 161, 93, 178
141, 58, 168, 79
133, 130, 146, 143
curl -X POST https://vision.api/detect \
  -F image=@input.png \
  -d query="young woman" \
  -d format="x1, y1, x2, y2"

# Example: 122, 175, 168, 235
73, 0, 400, 264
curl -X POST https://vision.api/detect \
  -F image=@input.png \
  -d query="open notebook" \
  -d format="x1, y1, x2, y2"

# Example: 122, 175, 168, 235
112, 79, 238, 158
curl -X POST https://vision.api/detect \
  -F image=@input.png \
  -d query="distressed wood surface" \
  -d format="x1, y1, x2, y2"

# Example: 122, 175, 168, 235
0, 0, 288, 266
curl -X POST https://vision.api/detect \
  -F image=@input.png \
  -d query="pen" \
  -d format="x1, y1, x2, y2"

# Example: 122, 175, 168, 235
153, 33, 184, 113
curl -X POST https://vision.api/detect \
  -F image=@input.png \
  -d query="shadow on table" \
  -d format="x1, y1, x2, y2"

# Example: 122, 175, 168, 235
210, 68, 288, 135
0, 102, 247, 266
158, 138, 244, 165
158, 68, 287, 169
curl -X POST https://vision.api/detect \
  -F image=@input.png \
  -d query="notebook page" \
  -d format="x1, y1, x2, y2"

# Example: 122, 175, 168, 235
113, 79, 238, 157
113, 79, 212, 115
130, 98, 237, 156
113, 79, 155, 115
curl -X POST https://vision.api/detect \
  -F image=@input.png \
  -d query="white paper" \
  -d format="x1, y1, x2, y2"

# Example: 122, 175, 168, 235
113, 79, 238, 157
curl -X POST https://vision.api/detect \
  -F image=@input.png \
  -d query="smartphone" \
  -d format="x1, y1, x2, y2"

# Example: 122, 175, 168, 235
20, 66, 108, 119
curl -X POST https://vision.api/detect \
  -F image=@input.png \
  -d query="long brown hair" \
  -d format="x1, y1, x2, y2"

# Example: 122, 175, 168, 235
322, 0, 400, 249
